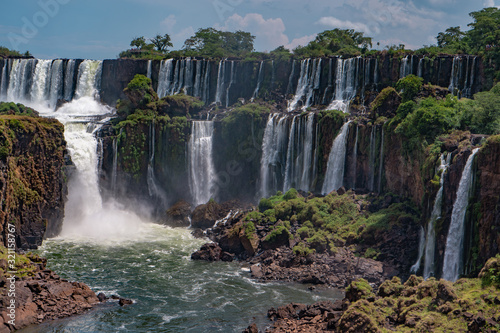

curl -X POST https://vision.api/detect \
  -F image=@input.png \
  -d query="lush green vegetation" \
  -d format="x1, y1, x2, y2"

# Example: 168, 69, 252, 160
0, 46, 31, 58
249, 189, 418, 257
0, 102, 38, 117
294, 29, 372, 57
339, 274, 500, 332
182, 28, 255, 58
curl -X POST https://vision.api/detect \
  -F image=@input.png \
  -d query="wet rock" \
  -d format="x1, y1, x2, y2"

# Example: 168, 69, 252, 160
97, 293, 108, 302
191, 243, 222, 261
191, 200, 224, 229
119, 298, 133, 306
242, 323, 259, 333
164, 200, 192, 227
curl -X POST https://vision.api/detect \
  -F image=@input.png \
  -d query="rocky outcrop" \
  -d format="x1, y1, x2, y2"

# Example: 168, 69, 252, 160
0, 250, 101, 333
164, 200, 192, 227
0, 113, 68, 250
261, 273, 500, 333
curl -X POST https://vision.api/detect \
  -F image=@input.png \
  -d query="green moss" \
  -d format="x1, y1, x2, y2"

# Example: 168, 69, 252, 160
293, 242, 315, 257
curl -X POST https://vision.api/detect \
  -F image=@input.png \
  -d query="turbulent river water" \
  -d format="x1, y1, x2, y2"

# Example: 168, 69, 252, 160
19, 224, 342, 332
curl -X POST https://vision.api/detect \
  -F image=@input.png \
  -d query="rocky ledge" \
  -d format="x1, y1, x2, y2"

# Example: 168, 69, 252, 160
191, 190, 419, 289
244, 256, 500, 332
0, 248, 131, 333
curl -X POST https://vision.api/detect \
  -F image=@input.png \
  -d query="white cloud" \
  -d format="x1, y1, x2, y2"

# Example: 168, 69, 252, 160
483, 0, 500, 7
318, 17, 370, 33
160, 15, 195, 49
215, 13, 289, 51
285, 34, 317, 50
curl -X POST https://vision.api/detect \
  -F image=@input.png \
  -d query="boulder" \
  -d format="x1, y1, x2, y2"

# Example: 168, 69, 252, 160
164, 200, 192, 227
191, 200, 224, 229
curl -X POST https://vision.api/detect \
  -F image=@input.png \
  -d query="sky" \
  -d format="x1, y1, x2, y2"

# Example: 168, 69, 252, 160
0, 0, 498, 60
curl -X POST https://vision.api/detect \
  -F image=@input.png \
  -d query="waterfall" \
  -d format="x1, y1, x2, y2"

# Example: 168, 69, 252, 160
287, 59, 310, 111
226, 61, 235, 107
194, 60, 202, 98
111, 134, 119, 195
327, 57, 359, 113
1, 60, 8, 98
146, 60, 152, 79
215, 60, 226, 105
420, 153, 451, 279
400, 55, 414, 78
442, 148, 480, 282
252, 61, 264, 101
188, 121, 216, 206
30, 59, 52, 104
351, 124, 359, 189
410, 227, 426, 274
377, 127, 385, 193
7, 59, 36, 102
286, 60, 296, 95
64, 59, 76, 101
157, 59, 174, 98
417, 57, 424, 78
283, 116, 297, 192
299, 113, 315, 190
448, 56, 460, 96
368, 126, 377, 192
322, 58, 333, 104
75, 60, 102, 99
259, 113, 289, 198
48, 60, 64, 109
322, 121, 350, 194
147, 119, 166, 202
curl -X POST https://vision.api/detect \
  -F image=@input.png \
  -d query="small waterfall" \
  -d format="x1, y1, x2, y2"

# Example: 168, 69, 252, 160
373, 58, 379, 89
259, 113, 289, 198
299, 113, 315, 190
111, 134, 119, 195
147, 119, 166, 202
368, 126, 377, 192
322, 58, 333, 104
157, 59, 174, 98
215, 60, 226, 105
183, 58, 193, 94
400, 55, 413, 78
1, 60, 8, 98
30, 59, 52, 104
286, 60, 296, 95
351, 124, 359, 189
322, 121, 351, 194
422, 153, 451, 279
252, 61, 264, 101
463, 56, 477, 99
48, 60, 64, 109
377, 126, 385, 193
327, 57, 359, 112
448, 56, 461, 96
188, 121, 216, 206
146, 60, 152, 79
8, 59, 36, 102
63, 59, 76, 101
225, 61, 235, 107
442, 148, 480, 282
283, 116, 298, 192
75, 60, 102, 99
410, 227, 426, 273
287, 59, 310, 111
417, 57, 424, 78
194, 60, 203, 99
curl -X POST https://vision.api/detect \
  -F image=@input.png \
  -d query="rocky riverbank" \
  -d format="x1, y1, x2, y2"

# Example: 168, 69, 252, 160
242, 256, 500, 332
191, 189, 420, 289
0, 247, 98, 332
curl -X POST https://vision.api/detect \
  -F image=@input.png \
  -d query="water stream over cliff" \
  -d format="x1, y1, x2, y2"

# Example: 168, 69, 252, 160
442, 148, 480, 281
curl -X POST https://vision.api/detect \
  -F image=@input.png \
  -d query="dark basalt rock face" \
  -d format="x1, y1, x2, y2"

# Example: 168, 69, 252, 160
0, 115, 69, 250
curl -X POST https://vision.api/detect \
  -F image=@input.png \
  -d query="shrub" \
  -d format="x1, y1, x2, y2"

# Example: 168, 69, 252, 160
395, 74, 423, 102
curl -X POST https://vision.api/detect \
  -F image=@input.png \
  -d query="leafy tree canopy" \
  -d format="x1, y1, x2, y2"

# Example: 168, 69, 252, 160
183, 28, 255, 57
293, 29, 372, 58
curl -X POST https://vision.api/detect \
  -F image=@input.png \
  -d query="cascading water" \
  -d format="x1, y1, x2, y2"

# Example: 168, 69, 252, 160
400, 55, 413, 78
421, 153, 451, 278
259, 113, 289, 198
252, 61, 264, 101
48, 59, 64, 109
322, 121, 350, 194
410, 227, 426, 274
287, 59, 322, 111
417, 57, 424, 78
30, 59, 52, 104
215, 60, 226, 105
226, 61, 235, 107
63, 59, 76, 101
188, 121, 217, 206
75, 60, 102, 99
157, 59, 174, 98
377, 127, 385, 193
442, 148, 480, 282
327, 57, 359, 113
0, 60, 8, 97
351, 125, 359, 189
147, 119, 166, 203
286, 60, 296, 95
368, 126, 377, 192
146, 60, 152, 79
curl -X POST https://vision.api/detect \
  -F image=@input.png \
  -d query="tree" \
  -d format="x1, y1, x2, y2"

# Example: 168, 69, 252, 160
467, 7, 500, 51
295, 29, 372, 57
150, 34, 173, 53
436, 26, 465, 48
183, 28, 255, 57
130, 36, 147, 49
